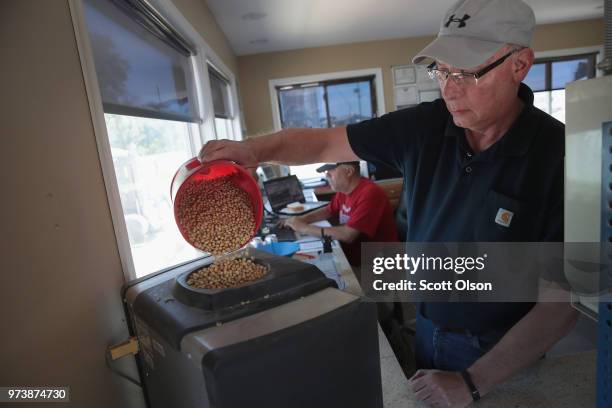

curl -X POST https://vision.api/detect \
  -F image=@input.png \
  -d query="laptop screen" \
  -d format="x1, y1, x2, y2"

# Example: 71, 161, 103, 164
263, 175, 305, 211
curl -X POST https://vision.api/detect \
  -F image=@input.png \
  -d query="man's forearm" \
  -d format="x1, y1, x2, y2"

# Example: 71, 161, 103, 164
300, 224, 359, 243
468, 301, 579, 396
244, 127, 357, 165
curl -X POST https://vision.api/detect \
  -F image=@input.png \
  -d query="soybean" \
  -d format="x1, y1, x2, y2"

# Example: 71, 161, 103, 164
176, 176, 255, 254
187, 257, 267, 289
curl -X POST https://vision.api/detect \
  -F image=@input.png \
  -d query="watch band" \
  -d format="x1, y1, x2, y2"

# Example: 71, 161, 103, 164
460, 370, 481, 402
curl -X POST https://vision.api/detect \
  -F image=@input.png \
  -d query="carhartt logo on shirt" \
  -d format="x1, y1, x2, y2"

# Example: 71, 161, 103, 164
495, 208, 514, 227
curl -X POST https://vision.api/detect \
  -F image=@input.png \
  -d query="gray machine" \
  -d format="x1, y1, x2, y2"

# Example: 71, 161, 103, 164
123, 250, 383, 408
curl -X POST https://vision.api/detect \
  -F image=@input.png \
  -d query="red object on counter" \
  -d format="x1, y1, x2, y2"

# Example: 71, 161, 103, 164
170, 158, 263, 250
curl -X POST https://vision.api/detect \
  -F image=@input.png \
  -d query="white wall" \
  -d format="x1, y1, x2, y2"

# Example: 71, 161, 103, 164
0, 1, 144, 406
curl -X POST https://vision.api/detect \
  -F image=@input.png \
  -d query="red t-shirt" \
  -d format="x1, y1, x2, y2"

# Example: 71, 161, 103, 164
328, 177, 399, 266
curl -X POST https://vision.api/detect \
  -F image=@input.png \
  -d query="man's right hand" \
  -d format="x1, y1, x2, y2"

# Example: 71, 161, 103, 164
197, 139, 259, 168
277, 217, 309, 234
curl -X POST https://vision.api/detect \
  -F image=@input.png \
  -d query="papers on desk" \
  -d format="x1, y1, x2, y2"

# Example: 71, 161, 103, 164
298, 240, 323, 252
300, 252, 346, 290
295, 220, 331, 251
295, 220, 345, 289
297, 239, 340, 252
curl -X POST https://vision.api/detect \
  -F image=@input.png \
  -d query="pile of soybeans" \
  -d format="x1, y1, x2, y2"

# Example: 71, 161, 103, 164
176, 175, 266, 289
187, 256, 267, 289
176, 176, 255, 254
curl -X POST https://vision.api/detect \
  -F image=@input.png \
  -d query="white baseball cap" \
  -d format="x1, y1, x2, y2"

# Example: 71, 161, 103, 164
412, 0, 536, 69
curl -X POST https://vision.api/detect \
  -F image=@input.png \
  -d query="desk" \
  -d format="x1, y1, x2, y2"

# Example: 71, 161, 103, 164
300, 243, 597, 407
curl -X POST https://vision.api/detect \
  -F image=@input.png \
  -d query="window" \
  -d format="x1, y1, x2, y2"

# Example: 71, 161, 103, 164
276, 76, 377, 180
524, 52, 597, 123
104, 115, 200, 276
82, 0, 210, 278
208, 65, 237, 140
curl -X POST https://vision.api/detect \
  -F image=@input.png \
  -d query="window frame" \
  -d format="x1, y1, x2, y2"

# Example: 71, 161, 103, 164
275, 75, 377, 129
526, 45, 602, 123
531, 52, 598, 92
69, 0, 243, 281
532, 45, 604, 90
206, 60, 243, 141
208, 64, 233, 119
208, 62, 242, 140
269, 68, 386, 132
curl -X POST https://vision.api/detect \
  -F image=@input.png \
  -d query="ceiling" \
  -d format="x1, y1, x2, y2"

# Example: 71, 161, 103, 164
205, 0, 604, 56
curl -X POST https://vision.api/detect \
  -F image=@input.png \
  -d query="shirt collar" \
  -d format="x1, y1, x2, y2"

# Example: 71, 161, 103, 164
347, 177, 368, 197
443, 83, 538, 158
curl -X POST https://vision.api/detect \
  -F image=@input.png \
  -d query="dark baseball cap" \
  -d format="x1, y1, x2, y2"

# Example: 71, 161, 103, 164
316, 161, 360, 173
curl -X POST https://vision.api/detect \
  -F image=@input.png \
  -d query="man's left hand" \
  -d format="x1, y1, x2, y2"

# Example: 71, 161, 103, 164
409, 369, 472, 408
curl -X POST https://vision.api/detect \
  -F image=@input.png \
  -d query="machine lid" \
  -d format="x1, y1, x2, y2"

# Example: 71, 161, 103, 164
172, 250, 334, 310
129, 250, 337, 349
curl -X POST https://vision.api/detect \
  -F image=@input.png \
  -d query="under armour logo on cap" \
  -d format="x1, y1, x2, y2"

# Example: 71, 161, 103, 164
444, 14, 471, 28
495, 208, 514, 227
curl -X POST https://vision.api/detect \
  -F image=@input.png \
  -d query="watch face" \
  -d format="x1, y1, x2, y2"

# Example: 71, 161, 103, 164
472, 390, 481, 401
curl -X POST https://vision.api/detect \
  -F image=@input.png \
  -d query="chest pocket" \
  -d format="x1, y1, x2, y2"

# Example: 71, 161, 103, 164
474, 190, 534, 242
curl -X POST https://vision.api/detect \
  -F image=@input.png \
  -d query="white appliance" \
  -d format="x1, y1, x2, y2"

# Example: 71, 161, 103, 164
565, 76, 612, 319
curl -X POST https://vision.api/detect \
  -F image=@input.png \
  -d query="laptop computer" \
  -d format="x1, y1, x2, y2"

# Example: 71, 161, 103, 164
263, 175, 328, 215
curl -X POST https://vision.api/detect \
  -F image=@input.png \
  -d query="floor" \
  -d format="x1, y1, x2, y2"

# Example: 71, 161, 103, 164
382, 303, 599, 378
548, 313, 598, 356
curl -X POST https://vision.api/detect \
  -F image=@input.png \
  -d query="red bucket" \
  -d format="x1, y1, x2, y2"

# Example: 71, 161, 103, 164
171, 158, 263, 252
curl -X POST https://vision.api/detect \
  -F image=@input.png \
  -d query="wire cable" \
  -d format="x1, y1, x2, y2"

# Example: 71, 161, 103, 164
105, 350, 142, 388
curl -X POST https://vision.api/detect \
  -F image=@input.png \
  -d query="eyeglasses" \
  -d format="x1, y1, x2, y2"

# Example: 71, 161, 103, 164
427, 49, 522, 86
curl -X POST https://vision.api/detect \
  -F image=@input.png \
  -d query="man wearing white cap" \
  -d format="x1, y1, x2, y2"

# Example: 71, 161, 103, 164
199, 0, 578, 405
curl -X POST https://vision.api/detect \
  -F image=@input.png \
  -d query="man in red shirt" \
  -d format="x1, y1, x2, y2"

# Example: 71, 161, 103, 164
279, 161, 398, 266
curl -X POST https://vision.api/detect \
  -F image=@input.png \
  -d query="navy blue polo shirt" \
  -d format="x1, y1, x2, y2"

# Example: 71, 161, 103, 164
347, 83, 564, 332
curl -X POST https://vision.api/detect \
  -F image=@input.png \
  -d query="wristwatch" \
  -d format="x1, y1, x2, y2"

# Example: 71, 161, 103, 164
460, 370, 481, 402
